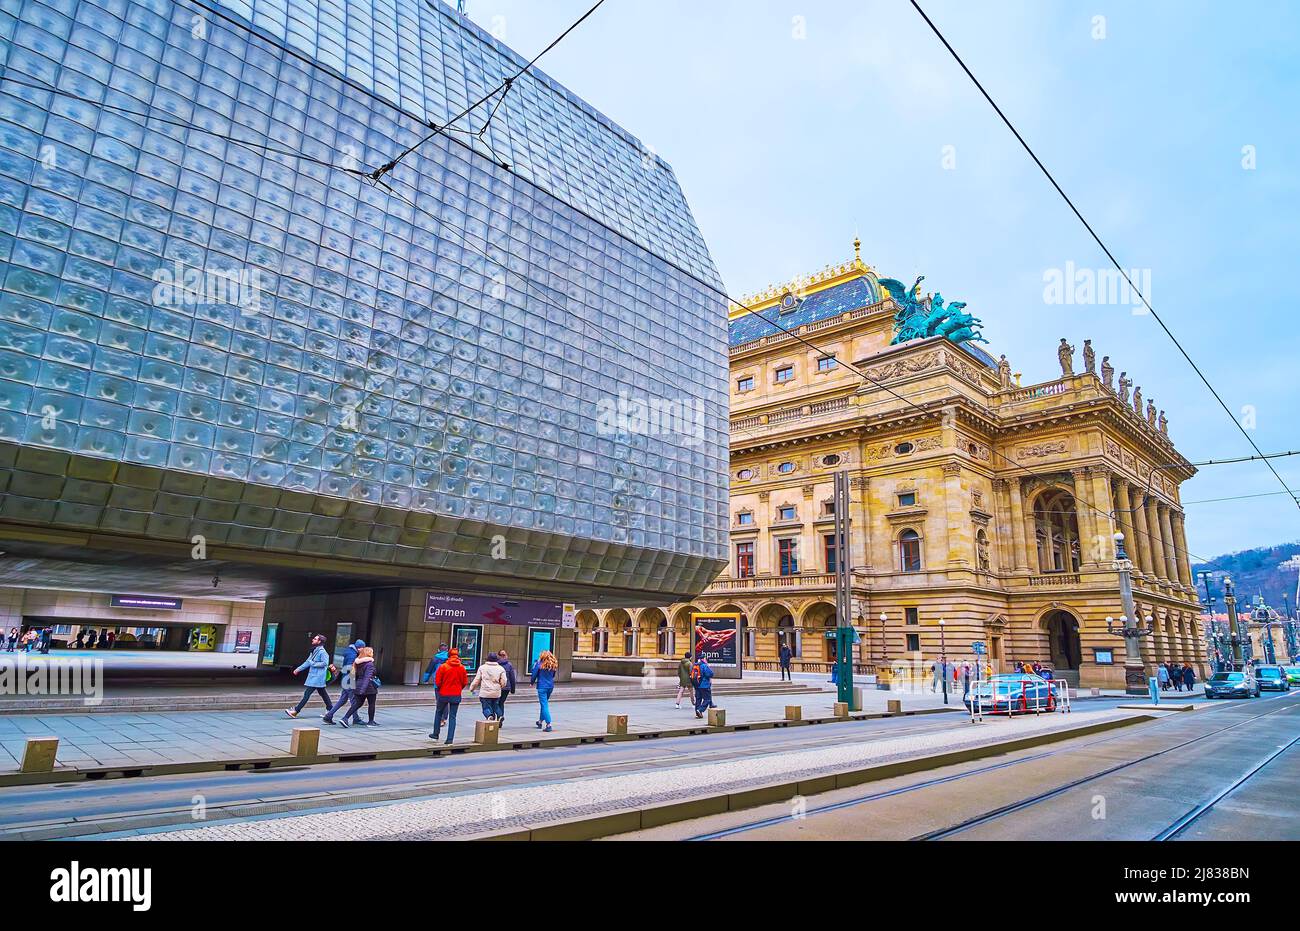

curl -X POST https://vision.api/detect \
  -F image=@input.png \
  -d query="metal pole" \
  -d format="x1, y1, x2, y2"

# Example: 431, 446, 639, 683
833, 471, 854, 708
939, 620, 948, 705
1224, 577, 1244, 669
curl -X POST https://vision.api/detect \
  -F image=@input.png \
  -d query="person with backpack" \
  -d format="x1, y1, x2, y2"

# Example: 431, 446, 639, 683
339, 646, 380, 727
286, 633, 333, 718
429, 648, 469, 744
496, 649, 518, 725
422, 642, 449, 686
321, 639, 366, 725
692, 655, 714, 719
675, 651, 693, 709
530, 649, 558, 732
470, 652, 509, 722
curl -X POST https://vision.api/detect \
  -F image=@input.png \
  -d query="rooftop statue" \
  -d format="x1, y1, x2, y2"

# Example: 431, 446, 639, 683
882, 277, 988, 347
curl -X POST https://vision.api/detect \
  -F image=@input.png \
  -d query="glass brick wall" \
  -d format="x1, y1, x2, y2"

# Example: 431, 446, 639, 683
0, 0, 729, 593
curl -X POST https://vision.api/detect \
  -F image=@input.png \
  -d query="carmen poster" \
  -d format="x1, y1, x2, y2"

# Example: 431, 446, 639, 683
692, 613, 740, 668
424, 592, 562, 628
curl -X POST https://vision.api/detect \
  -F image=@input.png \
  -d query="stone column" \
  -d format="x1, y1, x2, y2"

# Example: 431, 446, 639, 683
943, 462, 968, 568
1089, 468, 1116, 563
1130, 489, 1155, 578
1146, 497, 1168, 583
992, 479, 1014, 572
1158, 505, 1179, 587
1071, 468, 1098, 568
1007, 477, 1032, 573
1170, 510, 1193, 588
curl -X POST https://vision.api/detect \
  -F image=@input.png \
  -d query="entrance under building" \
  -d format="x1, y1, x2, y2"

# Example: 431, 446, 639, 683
1045, 610, 1082, 671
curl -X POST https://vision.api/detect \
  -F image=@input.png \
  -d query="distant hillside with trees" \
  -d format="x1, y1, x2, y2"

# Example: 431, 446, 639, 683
1191, 541, 1300, 613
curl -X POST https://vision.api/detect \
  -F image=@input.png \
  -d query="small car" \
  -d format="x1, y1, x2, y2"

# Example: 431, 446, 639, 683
1255, 665, 1292, 691
964, 673, 1057, 714
1282, 666, 1300, 686
1202, 669, 1259, 699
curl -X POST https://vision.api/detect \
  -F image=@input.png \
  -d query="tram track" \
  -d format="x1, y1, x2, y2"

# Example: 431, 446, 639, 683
683, 693, 1298, 841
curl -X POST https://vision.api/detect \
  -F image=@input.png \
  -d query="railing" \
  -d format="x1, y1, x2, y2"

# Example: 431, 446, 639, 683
708, 573, 836, 592
1029, 573, 1082, 587
730, 394, 853, 434
749, 660, 877, 675
997, 380, 1070, 403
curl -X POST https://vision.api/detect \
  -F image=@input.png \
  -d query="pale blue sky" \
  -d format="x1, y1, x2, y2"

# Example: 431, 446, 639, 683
456, 0, 1300, 560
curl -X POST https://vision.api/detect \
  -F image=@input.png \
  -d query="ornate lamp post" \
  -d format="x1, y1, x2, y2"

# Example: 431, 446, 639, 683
1223, 576, 1245, 670
1108, 532, 1154, 695
1197, 571, 1226, 671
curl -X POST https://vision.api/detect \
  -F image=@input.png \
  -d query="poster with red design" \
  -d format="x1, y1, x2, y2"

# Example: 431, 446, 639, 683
692, 612, 740, 668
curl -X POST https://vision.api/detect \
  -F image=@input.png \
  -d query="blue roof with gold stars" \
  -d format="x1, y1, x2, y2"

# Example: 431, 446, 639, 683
728, 276, 879, 347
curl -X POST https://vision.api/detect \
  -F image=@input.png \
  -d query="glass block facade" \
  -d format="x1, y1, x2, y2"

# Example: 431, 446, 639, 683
0, 0, 729, 599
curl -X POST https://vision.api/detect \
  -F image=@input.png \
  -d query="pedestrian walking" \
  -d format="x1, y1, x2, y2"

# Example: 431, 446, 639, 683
470, 652, 509, 722
85, 629, 97, 649
421, 642, 449, 685
1156, 663, 1169, 691
285, 633, 333, 718
778, 642, 793, 681
73, 629, 85, 649
930, 662, 939, 692
39, 627, 52, 654
6, 627, 17, 651
1171, 662, 1183, 692
105, 630, 115, 650
530, 649, 558, 732
497, 650, 517, 725
429, 648, 469, 744
339, 647, 380, 728
961, 662, 972, 698
322, 639, 366, 725
676, 651, 693, 709
1182, 663, 1196, 692
692, 655, 714, 719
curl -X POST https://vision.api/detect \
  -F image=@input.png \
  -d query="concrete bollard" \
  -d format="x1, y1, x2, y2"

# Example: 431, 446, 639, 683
833, 702, 850, 719
606, 713, 628, 736
21, 737, 58, 774
886, 699, 902, 714
290, 728, 320, 759
784, 705, 802, 721
851, 686, 864, 712
474, 720, 500, 745
707, 708, 726, 727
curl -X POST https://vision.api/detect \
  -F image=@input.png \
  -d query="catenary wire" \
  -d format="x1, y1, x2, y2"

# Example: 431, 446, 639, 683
909, 0, 1300, 516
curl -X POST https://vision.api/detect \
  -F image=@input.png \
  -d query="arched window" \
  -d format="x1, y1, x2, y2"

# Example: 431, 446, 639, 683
899, 529, 922, 572
1033, 490, 1081, 573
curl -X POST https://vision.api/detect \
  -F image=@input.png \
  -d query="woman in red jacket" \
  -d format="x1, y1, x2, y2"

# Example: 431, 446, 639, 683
429, 648, 469, 744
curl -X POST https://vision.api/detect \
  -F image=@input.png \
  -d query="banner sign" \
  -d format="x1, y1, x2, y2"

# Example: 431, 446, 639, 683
692, 612, 740, 669
111, 595, 183, 610
424, 592, 562, 628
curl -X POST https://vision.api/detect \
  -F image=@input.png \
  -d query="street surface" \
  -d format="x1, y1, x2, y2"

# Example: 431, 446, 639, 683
615, 690, 1300, 841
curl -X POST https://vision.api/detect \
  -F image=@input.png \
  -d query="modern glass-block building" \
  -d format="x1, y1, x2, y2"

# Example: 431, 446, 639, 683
0, 0, 730, 626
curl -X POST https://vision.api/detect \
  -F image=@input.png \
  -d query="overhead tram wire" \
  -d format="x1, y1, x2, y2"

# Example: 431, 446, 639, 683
369, 0, 611, 183
909, 0, 1300, 517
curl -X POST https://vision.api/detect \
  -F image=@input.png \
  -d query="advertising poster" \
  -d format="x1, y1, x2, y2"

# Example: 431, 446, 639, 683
332, 623, 354, 666
692, 612, 741, 668
451, 623, 483, 672
235, 629, 253, 652
425, 592, 562, 628
260, 623, 280, 667
187, 625, 216, 652
527, 627, 556, 673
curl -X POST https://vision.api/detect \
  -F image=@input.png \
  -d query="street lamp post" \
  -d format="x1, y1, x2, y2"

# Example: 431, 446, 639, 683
1223, 576, 1244, 670
939, 619, 948, 706
1109, 532, 1153, 695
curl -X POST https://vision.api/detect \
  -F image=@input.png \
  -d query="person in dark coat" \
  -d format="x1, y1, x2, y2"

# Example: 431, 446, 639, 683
778, 643, 793, 682
1182, 663, 1196, 691
496, 650, 518, 726
340, 647, 380, 727
322, 639, 366, 725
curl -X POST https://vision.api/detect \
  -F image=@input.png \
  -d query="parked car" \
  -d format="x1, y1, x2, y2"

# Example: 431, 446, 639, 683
964, 673, 1057, 714
1255, 665, 1291, 692
1202, 669, 1259, 699
1282, 666, 1300, 686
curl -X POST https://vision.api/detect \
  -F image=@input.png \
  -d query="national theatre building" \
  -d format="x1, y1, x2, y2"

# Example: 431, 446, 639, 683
578, 244, 1205, 689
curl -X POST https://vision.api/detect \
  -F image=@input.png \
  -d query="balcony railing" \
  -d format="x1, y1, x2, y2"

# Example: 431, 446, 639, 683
709, 573, 835, 592
1028, 573, 1082, 587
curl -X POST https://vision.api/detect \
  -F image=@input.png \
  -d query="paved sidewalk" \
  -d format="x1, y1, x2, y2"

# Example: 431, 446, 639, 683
0, 683, 966, 775
120, 706, 1148, 840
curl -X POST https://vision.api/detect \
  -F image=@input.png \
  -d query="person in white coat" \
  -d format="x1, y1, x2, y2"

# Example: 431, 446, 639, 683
470, 652, 509, 722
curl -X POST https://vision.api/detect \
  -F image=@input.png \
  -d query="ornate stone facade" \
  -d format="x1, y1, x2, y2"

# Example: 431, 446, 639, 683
577, 248, 1205, 688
